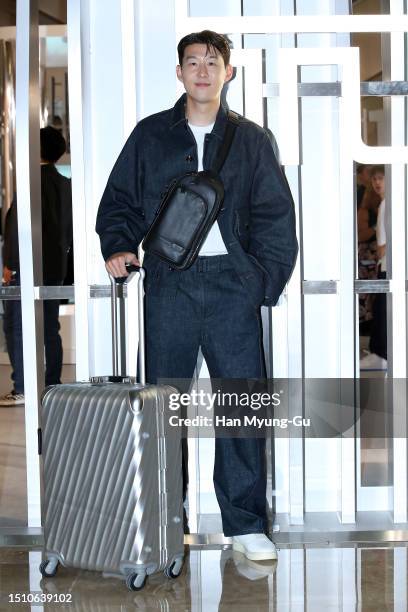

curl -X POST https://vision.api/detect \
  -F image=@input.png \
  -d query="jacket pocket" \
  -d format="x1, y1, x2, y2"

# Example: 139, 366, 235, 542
234, 207, 250, 249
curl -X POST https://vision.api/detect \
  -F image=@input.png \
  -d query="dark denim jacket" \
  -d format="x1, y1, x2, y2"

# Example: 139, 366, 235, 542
96, 94, 298, 306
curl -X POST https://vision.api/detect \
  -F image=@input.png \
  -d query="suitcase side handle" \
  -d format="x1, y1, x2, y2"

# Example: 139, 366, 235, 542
109, 265, 146, 385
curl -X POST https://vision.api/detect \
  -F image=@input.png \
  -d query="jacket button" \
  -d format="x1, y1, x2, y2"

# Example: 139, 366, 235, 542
186, 155, 193, 162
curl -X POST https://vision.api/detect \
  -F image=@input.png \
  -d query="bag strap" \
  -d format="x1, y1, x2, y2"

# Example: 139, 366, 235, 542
211, 110, 240, 175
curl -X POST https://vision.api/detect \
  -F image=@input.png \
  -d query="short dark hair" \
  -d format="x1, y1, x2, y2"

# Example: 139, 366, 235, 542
356, 164, 368, 175
370, 164, 385, 177
40, 126, 66, 163
177, 30, 231, 67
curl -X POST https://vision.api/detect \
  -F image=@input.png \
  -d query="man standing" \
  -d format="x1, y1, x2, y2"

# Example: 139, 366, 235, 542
0, 126, 72, 406
96, 31, 298, 560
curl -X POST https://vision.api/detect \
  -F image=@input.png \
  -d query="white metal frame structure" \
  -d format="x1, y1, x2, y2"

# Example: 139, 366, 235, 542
2, 0, 407, 542
175, 0, 408, 532
15, 0, 43, 529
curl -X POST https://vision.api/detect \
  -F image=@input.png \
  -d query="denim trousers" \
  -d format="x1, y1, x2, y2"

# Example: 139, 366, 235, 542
144, 254, 268, 537
3, 277, 63, 394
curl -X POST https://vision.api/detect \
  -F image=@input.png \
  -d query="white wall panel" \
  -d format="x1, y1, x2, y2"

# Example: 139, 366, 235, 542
9, 0, 408, 537
134, 0, 176, 119
189, 0, 241, 17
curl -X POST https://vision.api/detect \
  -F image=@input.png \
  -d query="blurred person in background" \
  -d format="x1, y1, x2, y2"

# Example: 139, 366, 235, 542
357, 175, 381, 337
0, 126, 72, 406
356, 164, 372, 210
360, 165, 387, 370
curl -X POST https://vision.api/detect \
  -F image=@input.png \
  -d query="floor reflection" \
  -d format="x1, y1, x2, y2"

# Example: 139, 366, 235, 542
0, 544, 407, 611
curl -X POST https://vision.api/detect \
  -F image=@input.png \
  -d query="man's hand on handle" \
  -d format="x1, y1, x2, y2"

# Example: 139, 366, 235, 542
105, 252, 140, 278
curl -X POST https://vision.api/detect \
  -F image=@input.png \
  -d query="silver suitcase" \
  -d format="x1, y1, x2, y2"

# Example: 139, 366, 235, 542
39, 266, 184, 591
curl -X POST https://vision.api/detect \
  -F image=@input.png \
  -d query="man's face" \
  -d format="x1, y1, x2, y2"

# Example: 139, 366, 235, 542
176, 43, 233, 104
371, 173, 385, 199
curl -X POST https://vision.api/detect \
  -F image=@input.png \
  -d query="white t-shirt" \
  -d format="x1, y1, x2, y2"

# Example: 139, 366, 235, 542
376, 199, 386, 272
188, 122, 228, 256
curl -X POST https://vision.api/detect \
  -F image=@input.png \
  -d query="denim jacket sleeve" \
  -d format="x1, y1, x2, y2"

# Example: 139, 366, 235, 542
249, 131, 298, 306
95, 127, 146, 261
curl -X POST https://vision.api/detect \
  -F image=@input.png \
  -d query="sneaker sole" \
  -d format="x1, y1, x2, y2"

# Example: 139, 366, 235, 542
232, 541, 277, 561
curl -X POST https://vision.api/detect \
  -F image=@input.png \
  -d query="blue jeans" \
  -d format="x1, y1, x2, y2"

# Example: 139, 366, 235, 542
144, 254, 268, 537
3, 277, 63, 394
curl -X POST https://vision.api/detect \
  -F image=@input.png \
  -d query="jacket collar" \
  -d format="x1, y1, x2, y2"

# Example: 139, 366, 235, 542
170, 93, 228, 140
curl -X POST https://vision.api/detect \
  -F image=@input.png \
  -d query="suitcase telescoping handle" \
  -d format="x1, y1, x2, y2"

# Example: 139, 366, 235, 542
109, 264, 146, 385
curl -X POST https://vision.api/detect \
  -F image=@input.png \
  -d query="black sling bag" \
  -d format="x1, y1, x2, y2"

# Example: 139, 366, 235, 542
142, 111, 239, 270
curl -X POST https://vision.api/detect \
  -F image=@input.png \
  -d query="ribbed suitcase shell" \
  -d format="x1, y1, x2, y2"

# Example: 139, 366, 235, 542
41, 380, 184, 578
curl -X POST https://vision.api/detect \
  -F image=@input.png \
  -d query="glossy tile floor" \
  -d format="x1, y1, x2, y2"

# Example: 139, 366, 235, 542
0, 544, 407, 611
1, 364, 407, 610
0, 364, 76, 527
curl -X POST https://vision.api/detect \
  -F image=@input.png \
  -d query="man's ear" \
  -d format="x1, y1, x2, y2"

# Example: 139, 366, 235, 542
176, 65, 183, 83
224, 63, 233, 83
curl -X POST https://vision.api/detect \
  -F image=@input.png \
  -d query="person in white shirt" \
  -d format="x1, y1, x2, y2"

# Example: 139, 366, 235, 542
97, 30, 298, 562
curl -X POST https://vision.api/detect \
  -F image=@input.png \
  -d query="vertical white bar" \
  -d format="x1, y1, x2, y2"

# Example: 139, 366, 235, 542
79, 0, 133, 379
16, 0, 43, 527
121, 0, 137, 379
230, 48, 263, 125
278, 48, 299, 165
338, 49, 357, 523
272, 301, 290, 514
29, 551, 44, 612
356, 548, 362, 605
389, 0, 407, 523
136, 0, 176, 120
67, 0, 90, 381
270, 6, 293, 510
121, 0, 137, 134
276, 548, 291, 608
341, 547, 357, 609
393, 547, 408, 611
287, 166, 303, 525
80, 0, 108, 378
291, 548, 305, 609
188, 550, 202, 612
199, 550, 223, 609
134, 0, 145, 120
277, 51, 304, 524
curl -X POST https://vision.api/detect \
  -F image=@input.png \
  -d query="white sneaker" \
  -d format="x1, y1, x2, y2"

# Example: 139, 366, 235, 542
232, 533, 277, 561
0, 392, 25, 407
232, 551, 277, 580
360, 352, 387, 370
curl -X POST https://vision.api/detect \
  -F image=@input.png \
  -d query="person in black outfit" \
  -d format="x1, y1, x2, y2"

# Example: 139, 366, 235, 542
356, 164, 371, 209
96, 31, 298, 561
359, 165, 387, 369
0, 126, 72, 406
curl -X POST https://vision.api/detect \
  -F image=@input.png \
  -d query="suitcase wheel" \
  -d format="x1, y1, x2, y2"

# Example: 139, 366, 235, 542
125, 572, 147, 591
164, 557, 184, 579
39, 558, 59, 578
